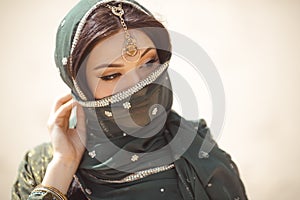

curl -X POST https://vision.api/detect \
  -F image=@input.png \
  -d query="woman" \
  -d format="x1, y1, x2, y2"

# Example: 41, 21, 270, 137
12, 0, 247, 199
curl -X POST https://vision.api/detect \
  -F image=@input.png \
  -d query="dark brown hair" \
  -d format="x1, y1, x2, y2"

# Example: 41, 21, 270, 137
71, 1, 172, 98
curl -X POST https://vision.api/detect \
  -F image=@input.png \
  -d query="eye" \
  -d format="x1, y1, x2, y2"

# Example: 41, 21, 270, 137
99, 73, 121, 81
140, 57, 159, 68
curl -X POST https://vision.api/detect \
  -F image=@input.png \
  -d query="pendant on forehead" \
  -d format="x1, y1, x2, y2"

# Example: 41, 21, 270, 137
125, 43, 138, 57
107, 3, 141, 63
122, 39, 141, 62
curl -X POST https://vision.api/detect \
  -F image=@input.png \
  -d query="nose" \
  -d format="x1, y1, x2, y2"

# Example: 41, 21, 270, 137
123, 67, 140, 86
114, 64, 141, 92
128, 66, 141, 81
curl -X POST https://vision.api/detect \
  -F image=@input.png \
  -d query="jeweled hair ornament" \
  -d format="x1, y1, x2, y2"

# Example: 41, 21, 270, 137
106, 3, 141, 63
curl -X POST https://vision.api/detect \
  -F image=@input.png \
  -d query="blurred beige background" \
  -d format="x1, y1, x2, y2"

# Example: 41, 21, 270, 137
1, 0, 300, 199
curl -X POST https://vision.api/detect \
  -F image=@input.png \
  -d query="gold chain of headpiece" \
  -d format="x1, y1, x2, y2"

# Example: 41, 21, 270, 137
106, 3, 141, 62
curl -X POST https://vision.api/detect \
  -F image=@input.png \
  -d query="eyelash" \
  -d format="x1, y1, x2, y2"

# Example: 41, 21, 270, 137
100, 73, 122, 81
99, 57, 159, 81
141, 57, 159, 68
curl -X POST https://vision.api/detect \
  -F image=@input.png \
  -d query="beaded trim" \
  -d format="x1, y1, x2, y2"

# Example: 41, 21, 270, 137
73, 164, 174, 197
88, 163, 175, 184
73, 77, 88, 100
74, 61, 169, 107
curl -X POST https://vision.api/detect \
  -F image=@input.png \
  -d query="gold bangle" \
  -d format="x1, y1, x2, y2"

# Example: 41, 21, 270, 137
34, 184, 68, 200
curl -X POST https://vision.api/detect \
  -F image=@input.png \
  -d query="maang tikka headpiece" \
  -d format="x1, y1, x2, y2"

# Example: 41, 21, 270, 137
106, 3, 141, 63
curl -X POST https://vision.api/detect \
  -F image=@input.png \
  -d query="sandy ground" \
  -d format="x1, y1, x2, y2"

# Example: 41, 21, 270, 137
1, 0, 299, 199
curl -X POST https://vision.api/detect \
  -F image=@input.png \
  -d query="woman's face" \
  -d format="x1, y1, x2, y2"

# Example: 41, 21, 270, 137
85, 29, 160, 99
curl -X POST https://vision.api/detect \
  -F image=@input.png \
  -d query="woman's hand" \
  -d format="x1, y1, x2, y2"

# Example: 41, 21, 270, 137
41, 93, 86, 194
47, 93, 86, 164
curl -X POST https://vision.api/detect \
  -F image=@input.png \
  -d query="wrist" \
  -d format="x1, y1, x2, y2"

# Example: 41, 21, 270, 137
42, 157, 79, 194
51, 155, 80, 168
51, 152, 82, 167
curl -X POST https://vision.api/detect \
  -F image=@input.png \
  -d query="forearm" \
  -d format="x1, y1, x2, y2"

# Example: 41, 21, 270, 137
41, 157, 78, 194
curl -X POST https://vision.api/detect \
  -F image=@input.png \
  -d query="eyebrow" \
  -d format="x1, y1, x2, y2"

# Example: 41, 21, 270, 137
93, 47, 155, 70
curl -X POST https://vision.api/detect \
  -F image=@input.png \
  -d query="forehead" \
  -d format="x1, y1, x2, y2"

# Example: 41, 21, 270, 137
86, 29, 156, 66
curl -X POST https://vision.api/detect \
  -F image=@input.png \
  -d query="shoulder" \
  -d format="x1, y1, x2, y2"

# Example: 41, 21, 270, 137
168, 111, 247, 199
184, 119, 248, 199
181, 115, 240, 176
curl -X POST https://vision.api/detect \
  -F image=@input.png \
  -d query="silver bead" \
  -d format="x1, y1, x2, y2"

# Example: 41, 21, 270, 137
105, 111, 112, 117
160, 188, 165, 192
151, 107, 158, 115
60, 19, 65, 27
199, 151, 209, 159
123, 133, 127, 136
131, 154, 139, 162
88, 150, 96, 158
207, 183, 212, 187
123, 101, 131, 109
234, 197, 240, 200
62, 57, 68, 65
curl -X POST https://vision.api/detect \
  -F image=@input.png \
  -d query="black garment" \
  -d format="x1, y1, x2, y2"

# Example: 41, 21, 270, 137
12, 111, 247, 200
66, 111, 247, 200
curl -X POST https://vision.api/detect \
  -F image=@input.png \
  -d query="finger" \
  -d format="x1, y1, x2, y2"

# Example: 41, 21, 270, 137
54, 99, 75, 122
50, 93, 73, 115
75, 105, 86, 132
48, 99, 75, 129
75, 105, 87, 144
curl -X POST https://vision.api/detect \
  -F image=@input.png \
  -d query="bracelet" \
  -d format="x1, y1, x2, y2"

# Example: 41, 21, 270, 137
31, 184, 68, 200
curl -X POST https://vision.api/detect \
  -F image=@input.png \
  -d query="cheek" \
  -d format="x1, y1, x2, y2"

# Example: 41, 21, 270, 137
87, 78, 114, 99
93, 79, 134, 99
85, 71, 112, 99
93, 83, 115, 99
